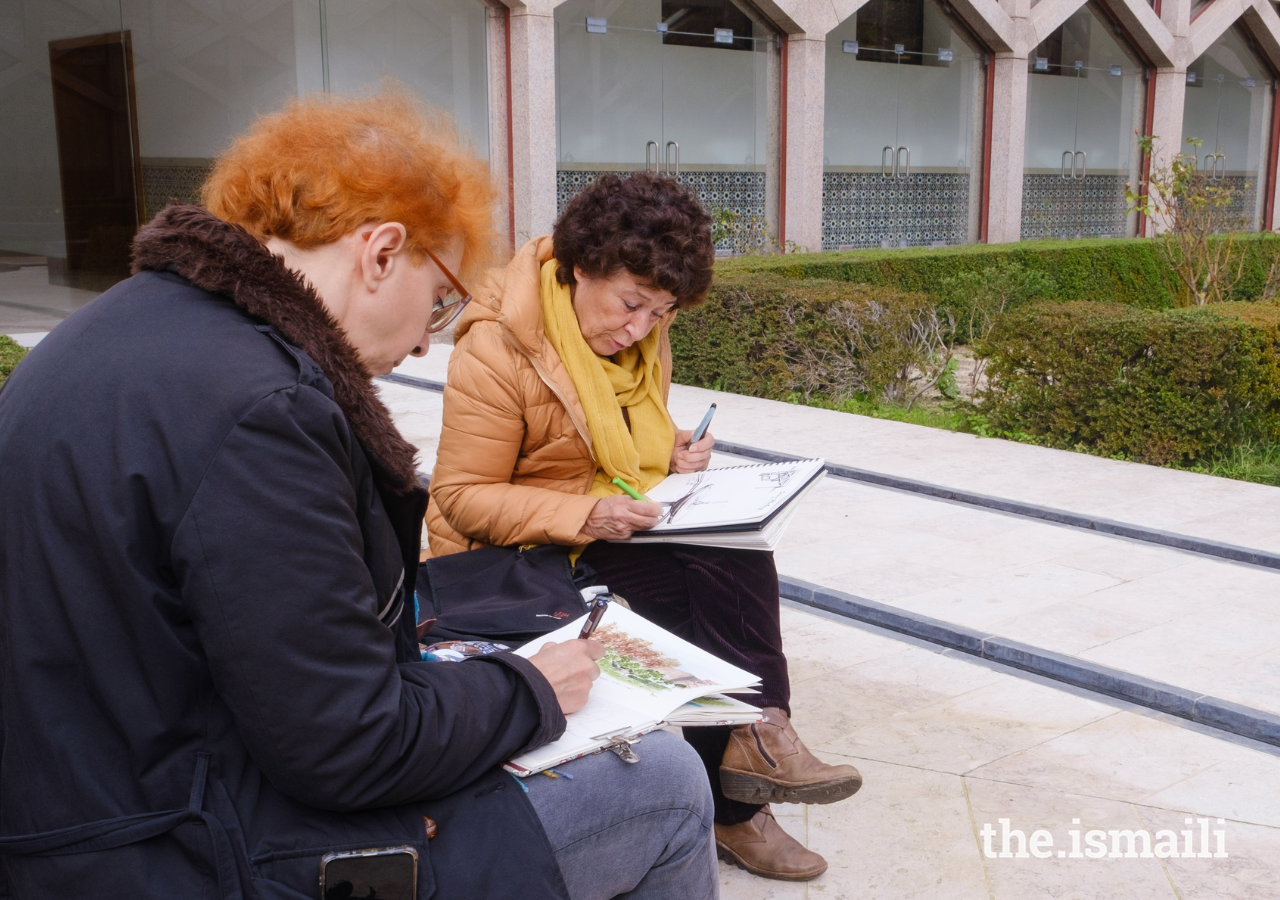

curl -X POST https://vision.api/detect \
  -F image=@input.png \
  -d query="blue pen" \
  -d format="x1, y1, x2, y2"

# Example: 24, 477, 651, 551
690, 403, 717, 443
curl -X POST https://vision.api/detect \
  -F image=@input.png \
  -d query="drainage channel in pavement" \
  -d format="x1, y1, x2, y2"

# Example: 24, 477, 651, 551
379, 371, 1280, 574
778, 576, 1280, 751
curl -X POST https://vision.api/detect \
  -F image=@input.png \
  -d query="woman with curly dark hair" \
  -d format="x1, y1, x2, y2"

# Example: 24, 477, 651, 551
427, 171, 862, 882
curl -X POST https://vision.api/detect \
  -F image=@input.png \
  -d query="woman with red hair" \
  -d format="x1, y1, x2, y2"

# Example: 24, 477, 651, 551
0, 92, 715, 900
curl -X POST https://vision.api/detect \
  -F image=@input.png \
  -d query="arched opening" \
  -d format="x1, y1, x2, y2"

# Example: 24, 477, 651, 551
1182, 24, 1276, 232
1021, 1, 1148, 240
822, 0, 989, 250
554, 0, 782, 253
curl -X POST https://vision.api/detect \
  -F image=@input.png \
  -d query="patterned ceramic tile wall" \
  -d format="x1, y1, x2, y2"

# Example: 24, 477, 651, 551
1020, 174, 1129, 239
1223, 178, 1261, 230
557, 169, 767, 253
821, 173, 970, 250
141, 162, 214, 221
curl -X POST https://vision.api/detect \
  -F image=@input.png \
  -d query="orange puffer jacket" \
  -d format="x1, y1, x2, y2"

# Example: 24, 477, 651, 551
425, 237, 674, 557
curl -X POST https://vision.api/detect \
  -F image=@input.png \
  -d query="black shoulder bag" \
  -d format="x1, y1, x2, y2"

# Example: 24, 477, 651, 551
418, 544, 599, 647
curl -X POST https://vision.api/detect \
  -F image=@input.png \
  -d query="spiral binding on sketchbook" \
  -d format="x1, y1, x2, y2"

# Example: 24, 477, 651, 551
611, 457, 826, 551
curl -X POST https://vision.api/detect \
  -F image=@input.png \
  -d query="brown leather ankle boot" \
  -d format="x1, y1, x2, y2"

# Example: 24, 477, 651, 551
720, 707, 863, 805
715, 806, 827, 881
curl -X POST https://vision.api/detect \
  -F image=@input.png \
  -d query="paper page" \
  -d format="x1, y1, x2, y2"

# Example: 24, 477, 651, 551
506, 692, 656, 774
641, 459, 825, 532
517, 603, 761, 724
666, 693, 762, 725
622, 470, 825, 550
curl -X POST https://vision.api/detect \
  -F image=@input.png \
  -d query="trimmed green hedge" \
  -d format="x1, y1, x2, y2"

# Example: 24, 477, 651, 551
0, 335, 26, 390
979, 302, 1280, 465
714, 235, 1280, 309
673, 251, 1280, 467
670, 273, 933, 399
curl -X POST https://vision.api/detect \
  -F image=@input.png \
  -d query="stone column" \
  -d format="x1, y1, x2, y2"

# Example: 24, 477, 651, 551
985, 53, 1029, 243
486, 4, 513, 250
1144, 67, 1188, 235
1145, 0, 1191, 235
782, 35, 826, 253
506, 2, 560, 245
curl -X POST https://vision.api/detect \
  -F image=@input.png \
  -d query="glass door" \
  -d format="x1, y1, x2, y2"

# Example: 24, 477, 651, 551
555, 0, 776, 253
822, 0, 987, 250
659, 1, 773, 253
1182, 26, 1275, 231
1022, 3, 1147, 239
555, 0, 664, 188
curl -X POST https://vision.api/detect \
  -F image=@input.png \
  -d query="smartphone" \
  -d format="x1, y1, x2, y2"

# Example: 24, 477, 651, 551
320, 846, 418, 900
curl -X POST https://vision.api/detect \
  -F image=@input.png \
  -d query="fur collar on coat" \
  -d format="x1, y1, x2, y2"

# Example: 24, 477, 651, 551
131, 204, 419, 494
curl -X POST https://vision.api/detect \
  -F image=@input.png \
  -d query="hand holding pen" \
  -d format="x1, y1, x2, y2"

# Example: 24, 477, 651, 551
526, 596, 611, 715
670, 403, 715, 474
527, 631, 604, 715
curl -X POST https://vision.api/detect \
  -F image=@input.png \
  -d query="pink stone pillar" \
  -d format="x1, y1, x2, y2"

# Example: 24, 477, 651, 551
782, 35, 826, 253
1144, 67, 1188, 235
487, 5, 513, 249
985, 54, 1029, 243
507, 3, 560, 245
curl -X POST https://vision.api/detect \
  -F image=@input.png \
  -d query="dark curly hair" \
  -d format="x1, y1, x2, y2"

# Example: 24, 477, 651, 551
552, 171, 714, 308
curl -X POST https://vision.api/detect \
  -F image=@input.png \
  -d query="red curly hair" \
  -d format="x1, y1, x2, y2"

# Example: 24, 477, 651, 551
202, 89, 498, 279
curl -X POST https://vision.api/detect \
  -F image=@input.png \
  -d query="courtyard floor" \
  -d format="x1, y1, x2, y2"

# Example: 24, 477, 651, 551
387, 345, 1280, 900
0, 263, 98, 332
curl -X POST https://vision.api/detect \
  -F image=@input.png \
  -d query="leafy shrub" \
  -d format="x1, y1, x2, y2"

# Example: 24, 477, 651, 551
670, 273, 944, 404
715, 235, 1280, 309
709, 206, 776, 255
978, 301, 1280, 465
938, 262, 1059, 396
0, 335, 27, 390
1127, 135, 1280, 308
830, 295, 954, 407
937, 262, 1059, 343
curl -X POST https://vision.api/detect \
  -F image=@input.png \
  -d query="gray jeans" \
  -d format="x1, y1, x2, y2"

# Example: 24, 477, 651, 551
525, 730, 719, 900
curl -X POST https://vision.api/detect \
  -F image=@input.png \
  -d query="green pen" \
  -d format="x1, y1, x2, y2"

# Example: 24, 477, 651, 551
611, 476, 650, 502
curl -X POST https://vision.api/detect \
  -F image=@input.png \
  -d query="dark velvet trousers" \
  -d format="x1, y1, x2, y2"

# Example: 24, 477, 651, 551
579, 541, 791, 826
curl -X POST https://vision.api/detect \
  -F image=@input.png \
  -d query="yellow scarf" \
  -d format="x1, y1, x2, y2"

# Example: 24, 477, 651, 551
539, 260, 674, 500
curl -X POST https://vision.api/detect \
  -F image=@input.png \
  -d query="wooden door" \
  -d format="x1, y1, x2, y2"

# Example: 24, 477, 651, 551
48, 31, 144, 292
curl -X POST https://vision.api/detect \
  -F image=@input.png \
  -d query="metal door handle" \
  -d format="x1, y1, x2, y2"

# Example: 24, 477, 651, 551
665, 141, 679, 176
646, 141, 659, 173
897, 146, 910, 180
1074, 151, 1086, 180
1061, 150, 1074, 181
883, 146, 896, 179
1205, 153, 1225, 181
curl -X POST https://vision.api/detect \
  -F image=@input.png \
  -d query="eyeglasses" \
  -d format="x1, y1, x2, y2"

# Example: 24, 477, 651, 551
422, 246, 472, 334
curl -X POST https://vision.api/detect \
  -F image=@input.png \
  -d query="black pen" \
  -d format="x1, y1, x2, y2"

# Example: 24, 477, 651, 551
690, 403, 716, 444
578, 595, 610, 640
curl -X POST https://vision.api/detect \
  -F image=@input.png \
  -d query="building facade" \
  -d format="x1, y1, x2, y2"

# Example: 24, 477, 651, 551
2, 0, 1279, 300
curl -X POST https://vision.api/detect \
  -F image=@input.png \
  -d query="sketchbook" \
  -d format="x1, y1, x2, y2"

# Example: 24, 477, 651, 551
611, 458, 826, 551
505, 603, 762, 776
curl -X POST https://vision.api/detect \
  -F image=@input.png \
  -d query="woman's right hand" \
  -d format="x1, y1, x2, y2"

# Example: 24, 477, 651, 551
528, 639, 605, 714
580, 494, 663, 540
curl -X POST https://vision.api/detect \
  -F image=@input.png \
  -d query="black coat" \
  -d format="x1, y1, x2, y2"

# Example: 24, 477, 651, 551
0, 207, 569, 899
